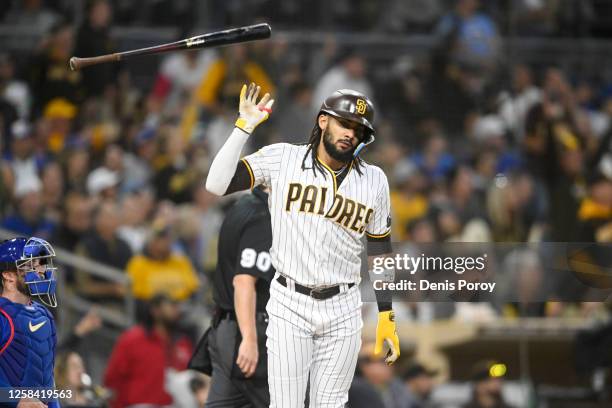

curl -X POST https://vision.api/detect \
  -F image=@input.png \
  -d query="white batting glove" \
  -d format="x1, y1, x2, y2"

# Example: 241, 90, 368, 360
235, 82, 274, 134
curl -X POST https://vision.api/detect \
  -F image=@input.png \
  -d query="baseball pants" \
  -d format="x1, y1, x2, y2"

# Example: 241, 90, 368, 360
266, 274, 363, 408
206, 317, 270, 408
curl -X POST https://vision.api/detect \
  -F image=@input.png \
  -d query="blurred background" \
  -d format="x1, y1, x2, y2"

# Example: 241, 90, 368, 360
1, 0, 612, 407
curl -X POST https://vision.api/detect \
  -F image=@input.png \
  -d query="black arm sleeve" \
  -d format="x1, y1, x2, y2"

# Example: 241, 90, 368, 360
225, 160, 254, 195
366, 234, 392, 256
366, 235, 393, 311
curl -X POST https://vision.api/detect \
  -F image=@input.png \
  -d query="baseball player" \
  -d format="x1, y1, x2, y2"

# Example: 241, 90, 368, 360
206, 83, 400, 407
0, 237, 60, 408
200, 185, 274, 407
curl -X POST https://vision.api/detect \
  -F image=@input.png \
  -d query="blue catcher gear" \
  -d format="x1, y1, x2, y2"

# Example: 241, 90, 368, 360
0, 297, 58, 407
0, 237, 27, 265
0, 237, 59, 408
0, 237, 58, 307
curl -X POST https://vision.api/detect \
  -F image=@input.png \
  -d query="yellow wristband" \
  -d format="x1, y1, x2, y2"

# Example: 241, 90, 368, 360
235, 117, 251, 133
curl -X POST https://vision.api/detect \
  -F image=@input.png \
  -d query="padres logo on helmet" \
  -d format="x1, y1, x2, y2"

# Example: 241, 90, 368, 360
356, 99, 367, 115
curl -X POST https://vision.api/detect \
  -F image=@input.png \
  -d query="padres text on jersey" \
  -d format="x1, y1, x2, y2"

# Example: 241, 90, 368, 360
242, 143, 391, 287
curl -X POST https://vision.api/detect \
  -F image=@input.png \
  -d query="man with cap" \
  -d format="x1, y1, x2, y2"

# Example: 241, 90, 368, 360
463, 360, 514, 408
126, 220, 200, 304
86, 167, 119, 201
4, 120, 46, 198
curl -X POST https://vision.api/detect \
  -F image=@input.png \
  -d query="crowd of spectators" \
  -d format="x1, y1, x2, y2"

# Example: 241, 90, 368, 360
1, 0, 612, 406
1, 0, 612, 37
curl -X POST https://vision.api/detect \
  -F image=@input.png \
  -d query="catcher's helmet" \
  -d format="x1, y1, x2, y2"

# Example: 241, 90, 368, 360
0, 238, 27, 265
319, 89, 376, 157
0, 237, 58, 307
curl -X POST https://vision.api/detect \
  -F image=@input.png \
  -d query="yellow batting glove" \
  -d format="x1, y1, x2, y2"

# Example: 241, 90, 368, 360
235, 82, 275, 134
374, 311, 400, 365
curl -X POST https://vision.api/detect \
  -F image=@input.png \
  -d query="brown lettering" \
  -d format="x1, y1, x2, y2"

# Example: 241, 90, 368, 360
350, 203, 367, 232
285, 183, 303, 211
336, 198, 356, 227
325, 194, 344, 219
360, 208, 374, 233
317, 187, 328, 215
299, 185, 318, 214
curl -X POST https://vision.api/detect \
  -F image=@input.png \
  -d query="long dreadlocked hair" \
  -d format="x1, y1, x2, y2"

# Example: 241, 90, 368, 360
300, 120, 366, 178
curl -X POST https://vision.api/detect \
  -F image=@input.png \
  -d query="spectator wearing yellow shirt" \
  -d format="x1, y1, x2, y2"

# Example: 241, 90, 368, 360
390, 160, 429, 240
43, 98, 77, 154
195, 44, 274, 112
127, 223, 200, 302
180, 44, 274, 140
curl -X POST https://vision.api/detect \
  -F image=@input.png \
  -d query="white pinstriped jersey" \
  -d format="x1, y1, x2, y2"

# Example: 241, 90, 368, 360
242, 143, 391, 287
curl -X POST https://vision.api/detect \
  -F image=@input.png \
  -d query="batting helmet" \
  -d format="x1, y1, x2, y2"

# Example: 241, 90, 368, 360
319, 89, 376, 157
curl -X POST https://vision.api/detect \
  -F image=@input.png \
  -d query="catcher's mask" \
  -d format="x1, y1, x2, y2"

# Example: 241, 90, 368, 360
0, 237, 58, 307
319, 89, 376, 158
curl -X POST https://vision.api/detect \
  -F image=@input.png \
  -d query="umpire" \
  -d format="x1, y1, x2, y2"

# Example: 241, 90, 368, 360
193, 185, 273, 408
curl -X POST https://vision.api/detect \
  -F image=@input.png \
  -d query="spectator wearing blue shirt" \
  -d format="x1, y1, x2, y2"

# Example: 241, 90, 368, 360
435, 0, 500, 68
3, 121, 48, 198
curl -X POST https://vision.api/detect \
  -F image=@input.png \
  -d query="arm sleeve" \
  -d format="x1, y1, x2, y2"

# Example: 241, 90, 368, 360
363, 253, 393, 312
374, 289, 392, 312
205, 127, 251, 195
241, 143, 285, 189
235, 216, 274, 280
367, 235, 392, 256
366, 172, 393, 311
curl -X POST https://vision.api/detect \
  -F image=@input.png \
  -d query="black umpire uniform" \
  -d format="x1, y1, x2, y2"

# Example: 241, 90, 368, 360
191, 186, 274, 408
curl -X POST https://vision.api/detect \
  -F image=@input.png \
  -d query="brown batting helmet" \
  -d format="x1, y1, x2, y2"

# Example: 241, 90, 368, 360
319, 89, 376, 150
321, 89, 374, 133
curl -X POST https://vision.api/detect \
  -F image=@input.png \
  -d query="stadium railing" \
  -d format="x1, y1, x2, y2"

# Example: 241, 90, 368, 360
0, 227, 135, 335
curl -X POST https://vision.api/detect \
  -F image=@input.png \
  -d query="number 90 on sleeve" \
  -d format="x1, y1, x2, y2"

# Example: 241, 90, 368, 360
240, 248, 272, 272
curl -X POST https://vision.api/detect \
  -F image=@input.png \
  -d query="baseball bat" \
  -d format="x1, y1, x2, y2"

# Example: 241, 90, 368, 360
69, 23, 271, 71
